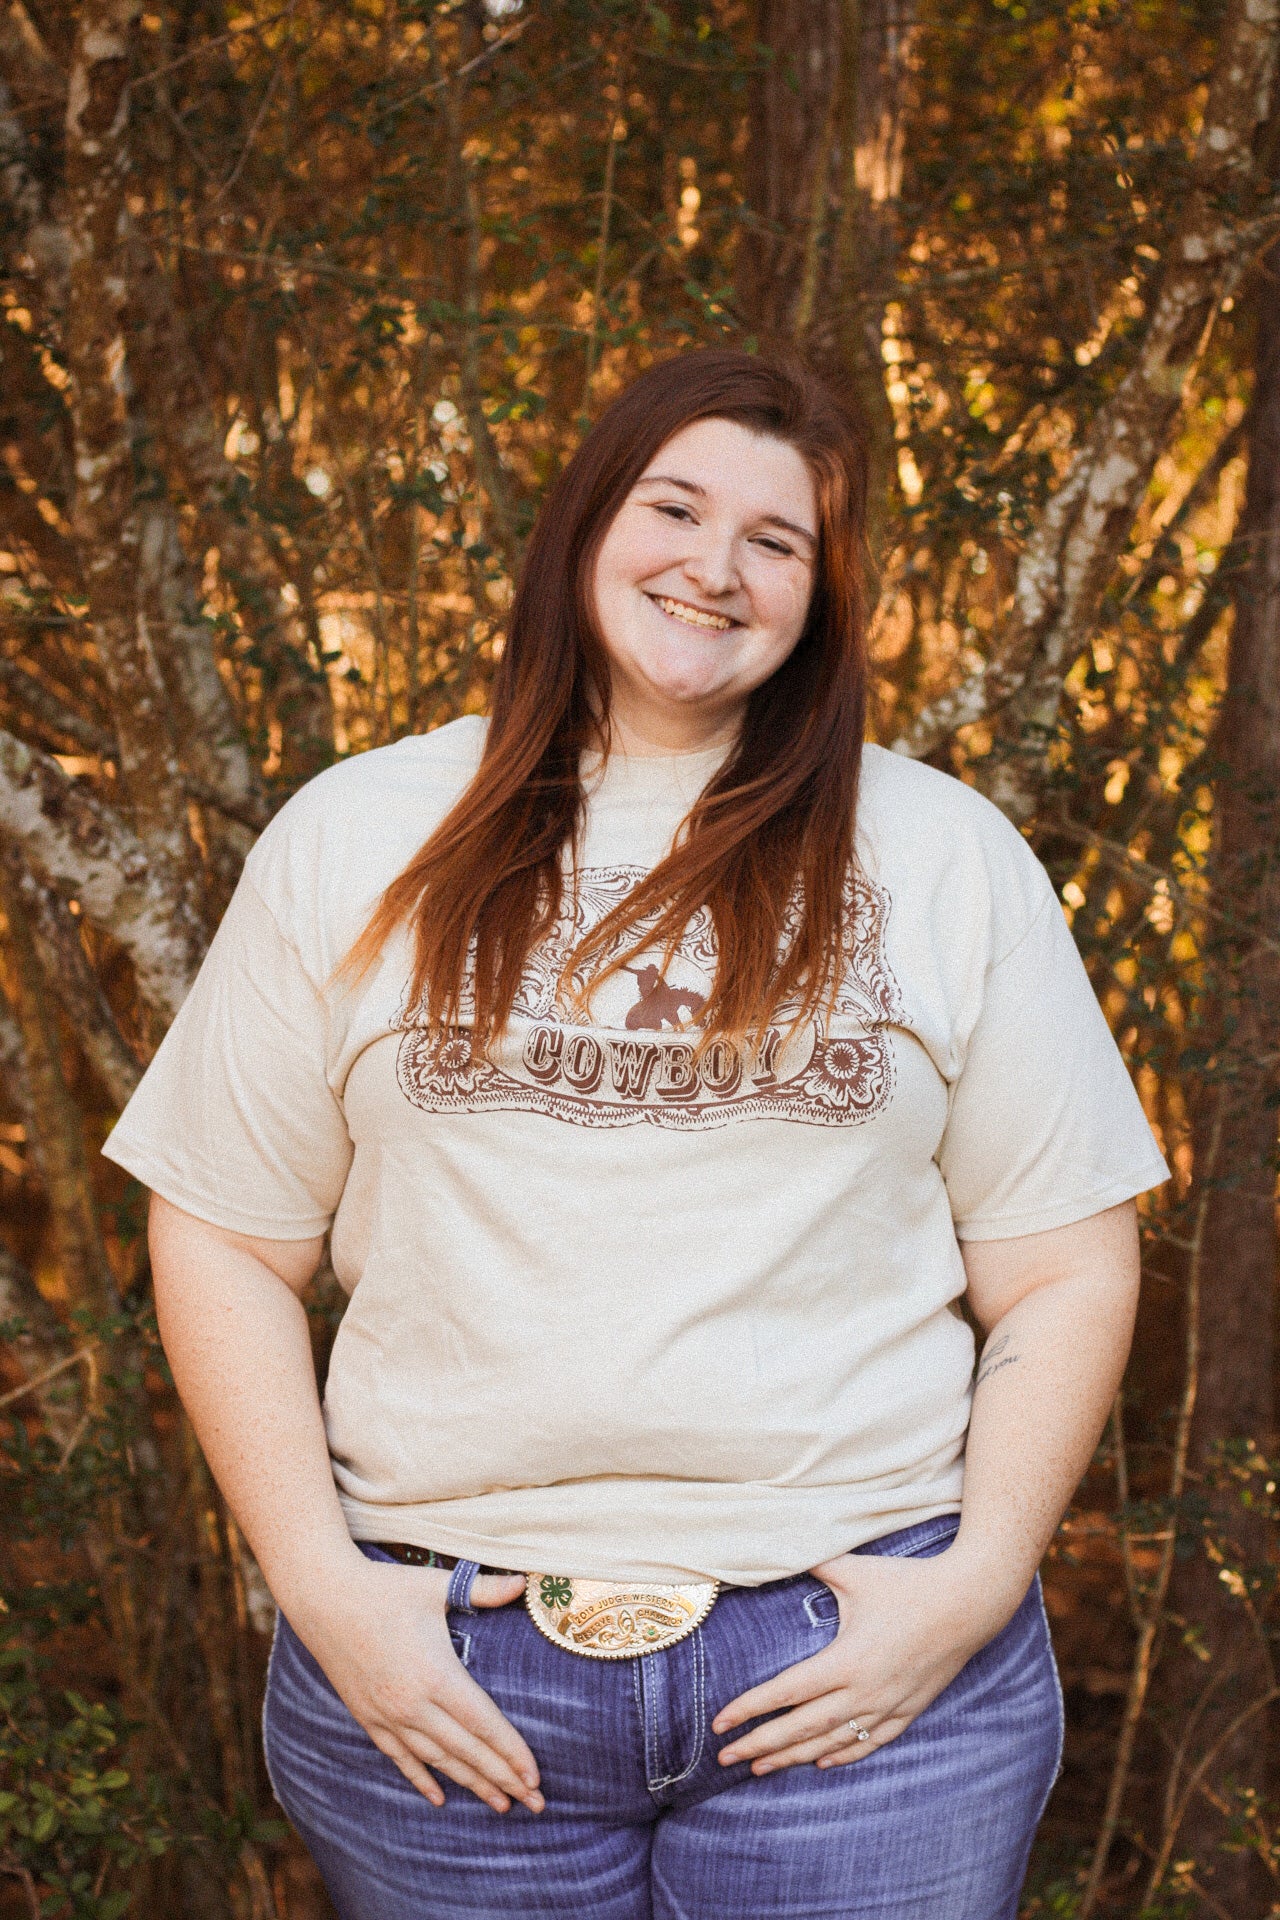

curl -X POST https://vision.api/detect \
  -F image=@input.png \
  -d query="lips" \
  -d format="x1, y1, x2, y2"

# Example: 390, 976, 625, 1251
649, 593, 737, 632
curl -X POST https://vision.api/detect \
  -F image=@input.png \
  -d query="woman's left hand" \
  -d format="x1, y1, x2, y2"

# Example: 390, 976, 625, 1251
712, 1546, 1014, 1774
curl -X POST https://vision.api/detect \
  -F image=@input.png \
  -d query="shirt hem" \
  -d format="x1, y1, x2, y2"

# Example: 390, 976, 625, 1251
336, 1493, 968, 1587
952, 1159, 1170, 1242
100, 1142, 333, 1241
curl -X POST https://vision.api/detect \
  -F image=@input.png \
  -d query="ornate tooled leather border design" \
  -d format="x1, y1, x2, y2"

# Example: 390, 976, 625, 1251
395, 865, 901, 1132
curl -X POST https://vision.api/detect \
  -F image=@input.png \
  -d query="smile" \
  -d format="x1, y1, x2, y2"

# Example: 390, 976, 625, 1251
648, 594, 737, 632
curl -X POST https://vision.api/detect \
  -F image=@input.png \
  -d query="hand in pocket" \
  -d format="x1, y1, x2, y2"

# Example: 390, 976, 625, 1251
289, 1554, 544, 1813
713, 1548, 1000, 1775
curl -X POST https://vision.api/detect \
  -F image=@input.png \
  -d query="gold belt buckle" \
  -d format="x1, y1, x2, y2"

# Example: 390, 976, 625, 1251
524, 1572, 720, 1658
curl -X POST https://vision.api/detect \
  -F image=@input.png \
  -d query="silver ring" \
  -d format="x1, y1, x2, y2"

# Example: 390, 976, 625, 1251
847, 1718, 871, 1743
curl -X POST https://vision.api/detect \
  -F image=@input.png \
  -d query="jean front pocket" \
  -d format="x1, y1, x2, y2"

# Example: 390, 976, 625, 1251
855, 1515, 962, 1562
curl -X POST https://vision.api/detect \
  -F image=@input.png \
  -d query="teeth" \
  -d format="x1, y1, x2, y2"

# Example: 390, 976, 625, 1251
656, 596, 733, 632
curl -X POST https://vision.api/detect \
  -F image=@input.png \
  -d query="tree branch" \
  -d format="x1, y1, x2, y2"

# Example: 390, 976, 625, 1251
128, 245, 333, 788
6, 850, 142, 1109
439, 19, 523, 576
0, 1244, 82, 1454
892, 0, 1280, 810
134, 503, 269, 836
0, 728, 203, 1024
0, 654, 115, 758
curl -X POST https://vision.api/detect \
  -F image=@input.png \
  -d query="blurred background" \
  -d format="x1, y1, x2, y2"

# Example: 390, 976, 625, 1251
0, 1, 1277, 1913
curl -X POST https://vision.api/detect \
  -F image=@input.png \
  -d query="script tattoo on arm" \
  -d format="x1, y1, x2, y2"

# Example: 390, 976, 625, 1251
974, 1333, 1021, 1389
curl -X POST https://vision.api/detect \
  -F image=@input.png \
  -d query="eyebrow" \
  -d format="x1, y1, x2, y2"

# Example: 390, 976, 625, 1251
635, 473, 817, 548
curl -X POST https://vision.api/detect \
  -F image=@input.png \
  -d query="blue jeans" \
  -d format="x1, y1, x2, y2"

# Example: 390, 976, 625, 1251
263, 1516, 1063, 1919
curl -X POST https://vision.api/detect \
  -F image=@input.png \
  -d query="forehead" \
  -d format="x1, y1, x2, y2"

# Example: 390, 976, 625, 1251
636, 417, 816, 526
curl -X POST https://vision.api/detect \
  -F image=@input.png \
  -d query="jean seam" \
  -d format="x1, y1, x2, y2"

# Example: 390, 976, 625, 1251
260, 1612, 284, 1805
1032, 1576, 1066, 1796
651, 1632, 705, 1789
638, 1655, 663, 1794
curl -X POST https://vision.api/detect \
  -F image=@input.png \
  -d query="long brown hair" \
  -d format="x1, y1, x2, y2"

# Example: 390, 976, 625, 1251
348, 350, 870, 1041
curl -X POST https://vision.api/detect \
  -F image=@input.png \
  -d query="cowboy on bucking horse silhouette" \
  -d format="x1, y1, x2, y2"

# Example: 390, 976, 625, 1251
622, 964, 707, 1032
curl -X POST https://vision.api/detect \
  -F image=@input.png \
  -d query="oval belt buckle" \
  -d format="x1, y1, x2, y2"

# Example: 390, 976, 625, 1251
524, 1573, 720, 1658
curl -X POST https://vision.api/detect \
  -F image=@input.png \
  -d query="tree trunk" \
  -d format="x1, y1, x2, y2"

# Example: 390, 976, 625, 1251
737, 0, 918, 519
737, 0, 845, 345
64, 2, 192, 868
1152, 182, 1280, 1920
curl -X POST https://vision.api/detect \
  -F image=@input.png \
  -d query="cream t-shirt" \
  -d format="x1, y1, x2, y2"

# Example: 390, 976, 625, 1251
104, 717, 1168, 1584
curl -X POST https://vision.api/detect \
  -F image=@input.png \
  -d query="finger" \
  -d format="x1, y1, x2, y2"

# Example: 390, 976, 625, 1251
712, 1648, 839, 1733
750, 1718, 884, 1774
469, 1573, 526, 1610
399, 1726, 516, 1813
412, 1701, 545, 1811
435, 1667, 542, 1790
717, 1692, 851, 1765
369, 1729, 446, 1807
751, 1710, 904, 1774
815, 1713, 911, 1769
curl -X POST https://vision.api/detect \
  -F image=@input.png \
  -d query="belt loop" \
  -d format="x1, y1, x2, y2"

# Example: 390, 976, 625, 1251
447, 1559, 482, 1613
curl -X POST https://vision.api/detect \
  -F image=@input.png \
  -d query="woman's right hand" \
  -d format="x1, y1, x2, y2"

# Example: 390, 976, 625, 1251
287, 1551, 544, 1814
146, 1205, 543, 1813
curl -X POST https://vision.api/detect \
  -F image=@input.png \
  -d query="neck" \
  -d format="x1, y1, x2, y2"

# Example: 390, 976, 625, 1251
602, 696, 744, 759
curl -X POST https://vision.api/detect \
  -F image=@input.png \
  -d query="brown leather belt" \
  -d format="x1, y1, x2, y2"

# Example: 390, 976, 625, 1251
374, 1541, 516, 1574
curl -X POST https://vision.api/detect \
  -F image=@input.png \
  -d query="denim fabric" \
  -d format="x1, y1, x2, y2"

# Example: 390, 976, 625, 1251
262, 1516, 1063, 1919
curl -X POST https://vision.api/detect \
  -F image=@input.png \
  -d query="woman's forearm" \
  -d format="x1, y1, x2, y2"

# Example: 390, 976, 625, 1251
946, 1204, 1140, 1637
149, 1197, 361, 1623
149, 1197, 545, 1814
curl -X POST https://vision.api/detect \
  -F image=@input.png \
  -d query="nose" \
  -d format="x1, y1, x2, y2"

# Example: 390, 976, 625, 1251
682, 528, 741, 600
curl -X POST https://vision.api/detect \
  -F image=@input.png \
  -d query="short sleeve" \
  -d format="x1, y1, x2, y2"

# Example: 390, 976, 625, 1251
102, 873, 353, 1239
937, 891, 1169, 1240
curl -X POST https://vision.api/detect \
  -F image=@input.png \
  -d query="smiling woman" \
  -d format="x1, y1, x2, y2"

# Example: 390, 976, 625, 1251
591, 420, 818, 752
344, 352, 870, 1047
104, 350, 1169, 1920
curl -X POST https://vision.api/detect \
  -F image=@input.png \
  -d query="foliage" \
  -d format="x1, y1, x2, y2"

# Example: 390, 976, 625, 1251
0, 1627, 166, 1919
0, 0, 1275, 1914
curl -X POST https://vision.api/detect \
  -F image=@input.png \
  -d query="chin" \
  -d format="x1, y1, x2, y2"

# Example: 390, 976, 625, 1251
641, 671, 733, 707
636, 644, 738, 697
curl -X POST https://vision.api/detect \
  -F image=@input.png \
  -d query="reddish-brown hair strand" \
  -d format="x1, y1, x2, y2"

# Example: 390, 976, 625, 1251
346, 350, 870, 1043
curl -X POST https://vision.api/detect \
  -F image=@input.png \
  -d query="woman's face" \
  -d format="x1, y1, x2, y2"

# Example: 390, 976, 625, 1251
589, 416, 818, 753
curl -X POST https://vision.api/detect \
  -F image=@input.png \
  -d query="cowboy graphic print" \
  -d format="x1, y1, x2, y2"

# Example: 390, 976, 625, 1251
396, 864, 903, 1131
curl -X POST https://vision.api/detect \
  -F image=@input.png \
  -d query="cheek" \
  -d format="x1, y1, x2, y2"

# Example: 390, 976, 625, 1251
753, 569, 814, 653
596, 511, 678, 590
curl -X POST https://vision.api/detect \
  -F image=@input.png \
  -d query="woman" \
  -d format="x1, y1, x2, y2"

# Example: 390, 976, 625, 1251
105, 351, 1168, 1920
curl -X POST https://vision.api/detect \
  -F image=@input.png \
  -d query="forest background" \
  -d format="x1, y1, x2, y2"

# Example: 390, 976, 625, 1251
0, 0, 1278, 1915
